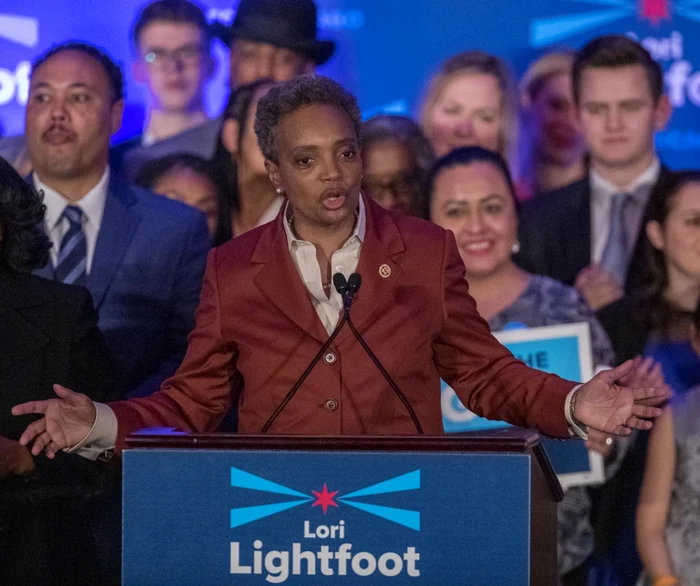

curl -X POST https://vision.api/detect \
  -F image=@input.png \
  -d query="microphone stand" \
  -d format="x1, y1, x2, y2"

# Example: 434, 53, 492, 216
342, 273, 424, 434
261, 272, 424, 435
261, 273, 354, 433
345, 315, 424, 434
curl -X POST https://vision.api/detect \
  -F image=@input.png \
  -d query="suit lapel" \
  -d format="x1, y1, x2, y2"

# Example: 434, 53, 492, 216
89, 178, 141, 309
252, 215, 329, 345
559, 178, 591, 285
626, 165, 672, 292
333, 197, 405, 346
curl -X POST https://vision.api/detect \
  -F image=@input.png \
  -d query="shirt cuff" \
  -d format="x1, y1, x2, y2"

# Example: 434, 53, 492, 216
65, 402, 118, 460
565, 385, 589, 440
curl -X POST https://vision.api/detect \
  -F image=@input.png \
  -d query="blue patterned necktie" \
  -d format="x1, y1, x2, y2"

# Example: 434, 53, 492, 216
55, 205, 87, 286
600, 193, 633, 284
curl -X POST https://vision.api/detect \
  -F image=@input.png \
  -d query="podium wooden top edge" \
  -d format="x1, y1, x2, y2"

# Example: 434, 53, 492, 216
125, 428, 564, 501
125, 427, 540, 452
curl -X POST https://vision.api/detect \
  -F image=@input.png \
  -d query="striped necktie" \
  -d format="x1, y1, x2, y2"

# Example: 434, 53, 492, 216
600, 193, 633, 285
55, 205, 87, 286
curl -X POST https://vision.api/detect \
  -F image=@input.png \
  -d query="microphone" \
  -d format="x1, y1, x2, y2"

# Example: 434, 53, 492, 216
261, 273, 353, 433
334, 272, 361, 309
333, 272, 349, 303
347, 273, 361, 299
343, 273, 424, 434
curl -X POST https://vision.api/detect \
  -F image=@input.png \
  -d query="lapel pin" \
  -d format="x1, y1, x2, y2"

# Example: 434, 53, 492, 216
379, 264, 391, 278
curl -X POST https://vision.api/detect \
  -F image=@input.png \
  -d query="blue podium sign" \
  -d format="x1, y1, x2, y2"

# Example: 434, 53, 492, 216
123, 447, 538, 584
441, 322, 604, 489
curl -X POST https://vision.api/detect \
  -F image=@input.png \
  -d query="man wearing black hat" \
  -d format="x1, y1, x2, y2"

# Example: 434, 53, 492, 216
212, 0, 335, 89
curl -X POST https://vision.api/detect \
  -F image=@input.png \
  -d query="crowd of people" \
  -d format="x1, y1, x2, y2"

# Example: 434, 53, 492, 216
0, 0, 697, 585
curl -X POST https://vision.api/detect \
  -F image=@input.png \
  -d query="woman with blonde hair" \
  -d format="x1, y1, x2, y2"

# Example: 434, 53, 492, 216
518, 51, 586, 199
419, 51, 519, 173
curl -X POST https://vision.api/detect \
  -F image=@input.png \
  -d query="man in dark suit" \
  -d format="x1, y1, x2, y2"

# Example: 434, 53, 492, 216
0, 157, 117, 584
25, 41, 210, 399
517, 36, 672, 311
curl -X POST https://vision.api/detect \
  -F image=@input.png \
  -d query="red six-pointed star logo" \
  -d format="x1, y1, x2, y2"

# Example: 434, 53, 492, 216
311, 483, 339, 515
639, 0, 670, 24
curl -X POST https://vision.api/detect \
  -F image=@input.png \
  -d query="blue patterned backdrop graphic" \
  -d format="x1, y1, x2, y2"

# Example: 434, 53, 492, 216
0, 0, 698, 166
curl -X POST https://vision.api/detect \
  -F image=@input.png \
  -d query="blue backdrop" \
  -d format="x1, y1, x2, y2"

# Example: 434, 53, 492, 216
1, 0, 699, 167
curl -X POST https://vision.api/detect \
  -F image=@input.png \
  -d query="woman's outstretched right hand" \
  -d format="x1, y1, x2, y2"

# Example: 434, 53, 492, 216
11, 384, 97, 459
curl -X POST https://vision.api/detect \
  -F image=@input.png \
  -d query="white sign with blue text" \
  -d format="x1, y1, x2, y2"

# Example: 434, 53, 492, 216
441, 322, 604, 490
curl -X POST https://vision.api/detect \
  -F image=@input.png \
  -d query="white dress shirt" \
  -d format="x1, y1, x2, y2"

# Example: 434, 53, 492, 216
283, 196, 366, 335
590, 158, 660, 264
258, 195, 285, 228
35, 168, 110, 273
70, 194, 585, 459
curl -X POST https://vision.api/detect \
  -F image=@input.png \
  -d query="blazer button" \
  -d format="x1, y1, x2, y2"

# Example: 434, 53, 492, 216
324, 398, 339, 412
324, 351, 337, 365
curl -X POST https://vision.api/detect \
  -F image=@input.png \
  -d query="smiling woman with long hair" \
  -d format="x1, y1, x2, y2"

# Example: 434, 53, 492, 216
429, 146, 617, 585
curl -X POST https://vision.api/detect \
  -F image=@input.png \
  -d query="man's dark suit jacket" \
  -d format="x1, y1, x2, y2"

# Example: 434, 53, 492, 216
0, 268, 118, 585
516, 168, 671, 293
34, 174, 211, 398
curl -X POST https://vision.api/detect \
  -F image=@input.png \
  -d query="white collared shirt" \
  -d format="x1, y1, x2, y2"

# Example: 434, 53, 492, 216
257, 195, 285, 228
590, 158, 660, 264
282, 195, 366, 335
35, 168, 110, 273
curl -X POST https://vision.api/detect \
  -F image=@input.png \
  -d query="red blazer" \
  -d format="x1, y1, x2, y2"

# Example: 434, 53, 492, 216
110, 196, 575, 452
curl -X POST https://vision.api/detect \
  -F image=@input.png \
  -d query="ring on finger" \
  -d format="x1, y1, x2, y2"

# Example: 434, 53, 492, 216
605, 437, 613, 446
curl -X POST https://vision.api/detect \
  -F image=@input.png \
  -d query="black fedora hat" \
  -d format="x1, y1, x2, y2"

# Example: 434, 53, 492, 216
211, 0, 335, 65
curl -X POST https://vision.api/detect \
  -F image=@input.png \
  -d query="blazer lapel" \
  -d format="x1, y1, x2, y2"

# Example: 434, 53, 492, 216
333, 197, 405, 347
89, 178, 141, 309
252, 215, 328, 345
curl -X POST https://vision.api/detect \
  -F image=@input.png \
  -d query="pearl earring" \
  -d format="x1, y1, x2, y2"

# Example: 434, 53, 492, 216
276, 187, 283, 195
511, 242, 521, 255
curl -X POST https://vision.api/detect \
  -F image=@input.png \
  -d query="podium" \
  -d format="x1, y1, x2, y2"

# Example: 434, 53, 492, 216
123, 429, 562, 585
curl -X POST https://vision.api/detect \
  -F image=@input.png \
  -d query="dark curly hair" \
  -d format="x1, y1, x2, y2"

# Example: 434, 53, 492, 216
0, 157, 51, 273
254, 75, 362, 164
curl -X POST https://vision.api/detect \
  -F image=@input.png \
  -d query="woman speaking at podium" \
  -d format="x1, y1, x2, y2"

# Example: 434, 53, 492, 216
14, 75, 667, 461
